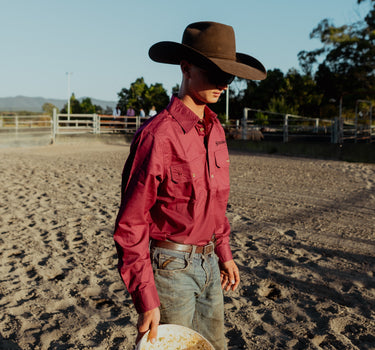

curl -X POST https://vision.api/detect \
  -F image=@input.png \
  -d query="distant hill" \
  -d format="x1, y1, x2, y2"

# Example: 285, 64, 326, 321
0, 95, 117, 113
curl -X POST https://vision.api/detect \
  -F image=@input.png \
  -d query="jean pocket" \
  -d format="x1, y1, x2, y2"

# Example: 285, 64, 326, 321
152, 250, 189, 273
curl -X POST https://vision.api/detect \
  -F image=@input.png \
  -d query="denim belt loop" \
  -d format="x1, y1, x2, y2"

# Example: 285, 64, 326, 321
188, 245, 197, 262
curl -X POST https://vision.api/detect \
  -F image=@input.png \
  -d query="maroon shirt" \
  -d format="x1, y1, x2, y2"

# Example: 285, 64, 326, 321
114, 95, 233, 313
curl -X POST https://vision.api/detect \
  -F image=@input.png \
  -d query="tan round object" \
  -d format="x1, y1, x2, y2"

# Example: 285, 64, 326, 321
135, 324, 215, 350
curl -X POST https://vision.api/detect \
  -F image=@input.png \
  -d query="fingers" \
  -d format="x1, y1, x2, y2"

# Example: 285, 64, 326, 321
148, 319, 158, 344
136, 316, 149, 344
221, 271, 233, 291
220, 260, 240, 292
220, 271, 228, 289
230, 265, 240, 291
136, 308, 160, 345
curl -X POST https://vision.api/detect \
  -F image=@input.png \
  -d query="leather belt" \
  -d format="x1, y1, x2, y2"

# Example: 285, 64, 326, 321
150, 239, 215, 255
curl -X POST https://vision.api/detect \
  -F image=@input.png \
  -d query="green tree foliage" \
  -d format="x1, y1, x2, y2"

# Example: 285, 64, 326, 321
298, 0, 375, 111
42, 102, 58, 115
172, 84, 180, 95
61, 94, 103, 114
117, 78, 169, 115
242, 69, 286, 110
144, 83, 170, 113
282, 69, 322, 116
267, 96, 298, 115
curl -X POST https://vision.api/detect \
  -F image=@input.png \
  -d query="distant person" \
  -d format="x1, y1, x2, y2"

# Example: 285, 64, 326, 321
139, 108, 146, 118
126, 107, 135, 116
113, 105, 121, 117
125, 107, 135, 129
112, 105, 121, 128
148, 106, 157, 117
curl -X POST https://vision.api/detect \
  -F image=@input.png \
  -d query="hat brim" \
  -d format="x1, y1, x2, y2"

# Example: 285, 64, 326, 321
149, 41, 267, 81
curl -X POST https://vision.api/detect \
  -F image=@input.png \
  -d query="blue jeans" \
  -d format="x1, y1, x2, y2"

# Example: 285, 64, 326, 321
151, 245, 227, 350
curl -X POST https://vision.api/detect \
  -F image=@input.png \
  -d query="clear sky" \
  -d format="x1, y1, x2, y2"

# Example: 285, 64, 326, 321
1, 0, 371, 102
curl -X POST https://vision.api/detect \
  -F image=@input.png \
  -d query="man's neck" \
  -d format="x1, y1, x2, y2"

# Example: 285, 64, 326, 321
178, 93, 205, 119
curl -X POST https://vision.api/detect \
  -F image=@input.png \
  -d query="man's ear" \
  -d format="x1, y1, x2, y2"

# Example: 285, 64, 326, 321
180, 60, 191, 77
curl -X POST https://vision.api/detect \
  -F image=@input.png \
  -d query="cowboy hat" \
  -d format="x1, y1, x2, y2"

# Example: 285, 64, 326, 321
149, 21, 267, 81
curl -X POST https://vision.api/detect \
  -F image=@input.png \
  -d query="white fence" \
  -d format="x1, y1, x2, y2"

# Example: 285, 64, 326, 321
0, 114, 53, 147
0, 114, 52, 133
1, 108, 373, 146
241, 108, 374, 144
52, 111, 149, 142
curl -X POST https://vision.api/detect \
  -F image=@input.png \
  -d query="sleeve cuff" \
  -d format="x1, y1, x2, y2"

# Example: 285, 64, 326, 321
215, 243, 233, 263
131, 284, 160, 314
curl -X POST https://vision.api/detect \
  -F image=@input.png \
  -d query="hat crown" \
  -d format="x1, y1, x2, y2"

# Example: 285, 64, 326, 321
182, 22, 236, 60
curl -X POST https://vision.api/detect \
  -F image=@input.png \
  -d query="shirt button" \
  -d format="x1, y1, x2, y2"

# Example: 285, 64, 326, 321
192, 173, 196, 177
211, 174, 214, 178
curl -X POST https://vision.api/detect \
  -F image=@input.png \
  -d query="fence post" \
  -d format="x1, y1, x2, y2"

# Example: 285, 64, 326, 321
370, 103, 373, 143
52, 108, 57, 143
97, 114, 101, 134
283, 114, 289, 143
331, 117, 339, 143
92, 114, 97, 134
136, 116, 140, 130
242, 108, 248, 140
15, 115, 19, 136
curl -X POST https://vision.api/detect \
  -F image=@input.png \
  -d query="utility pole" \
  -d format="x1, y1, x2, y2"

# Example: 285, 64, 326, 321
225, 87, 229, 123
66, 72, 72, 120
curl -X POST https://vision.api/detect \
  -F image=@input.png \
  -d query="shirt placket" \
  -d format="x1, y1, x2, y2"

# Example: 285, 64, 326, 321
196, 120, 212, 184
205, 122, 215, 183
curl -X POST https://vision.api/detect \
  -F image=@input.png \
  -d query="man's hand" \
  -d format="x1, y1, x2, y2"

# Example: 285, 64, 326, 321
219, 259, 240, 292
136, 307, 160, 345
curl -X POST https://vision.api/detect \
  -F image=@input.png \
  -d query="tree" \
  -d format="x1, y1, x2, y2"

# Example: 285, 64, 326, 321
282, 69, 322, 117
242, 69, 286, 110
117, 77, 148, 115
172, 84, 180, 95
298, 0, 375, 112
61, 93, 81, 114
60, 95, 102, 114
80, 98, 96, 114
42, 102, 58, 115
80, 97, 103, 114
144, 83, 169, 113
117, 78, 169, 115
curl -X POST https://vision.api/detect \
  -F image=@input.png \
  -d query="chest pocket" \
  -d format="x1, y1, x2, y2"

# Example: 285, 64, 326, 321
170, 155, 205, 183
214, 148, 230, 168
170, 163, 192, 183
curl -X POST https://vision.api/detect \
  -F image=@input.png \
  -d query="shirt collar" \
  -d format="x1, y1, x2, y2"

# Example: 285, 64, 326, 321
167, 94, 217, 133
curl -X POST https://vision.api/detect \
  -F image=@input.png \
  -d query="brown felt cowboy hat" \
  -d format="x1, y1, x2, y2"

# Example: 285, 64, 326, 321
149, 21, 267, 81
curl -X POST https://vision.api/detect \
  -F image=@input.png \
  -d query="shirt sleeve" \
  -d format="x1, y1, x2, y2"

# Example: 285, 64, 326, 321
114, 130, 164, 313
214, 215, 233, 263
211, 122, 233, 263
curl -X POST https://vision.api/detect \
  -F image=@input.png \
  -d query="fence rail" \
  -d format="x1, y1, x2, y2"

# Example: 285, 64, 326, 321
53, 112, 149, 138
241, 108, 374, 144
0, 115, 52, 130
1, 108, 373, 146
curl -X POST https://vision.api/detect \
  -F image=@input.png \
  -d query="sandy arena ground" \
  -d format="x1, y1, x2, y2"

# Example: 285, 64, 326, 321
0, 143, 374, 350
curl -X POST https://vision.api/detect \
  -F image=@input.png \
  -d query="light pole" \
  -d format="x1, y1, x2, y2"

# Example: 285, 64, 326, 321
225, 87, 229, 123
66, 72, 72, 120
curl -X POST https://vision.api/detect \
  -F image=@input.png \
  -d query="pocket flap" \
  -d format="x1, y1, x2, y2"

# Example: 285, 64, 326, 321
215, 149, 230, 168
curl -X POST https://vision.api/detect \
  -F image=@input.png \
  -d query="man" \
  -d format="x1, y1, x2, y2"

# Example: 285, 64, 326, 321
114, 21, 266, 349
